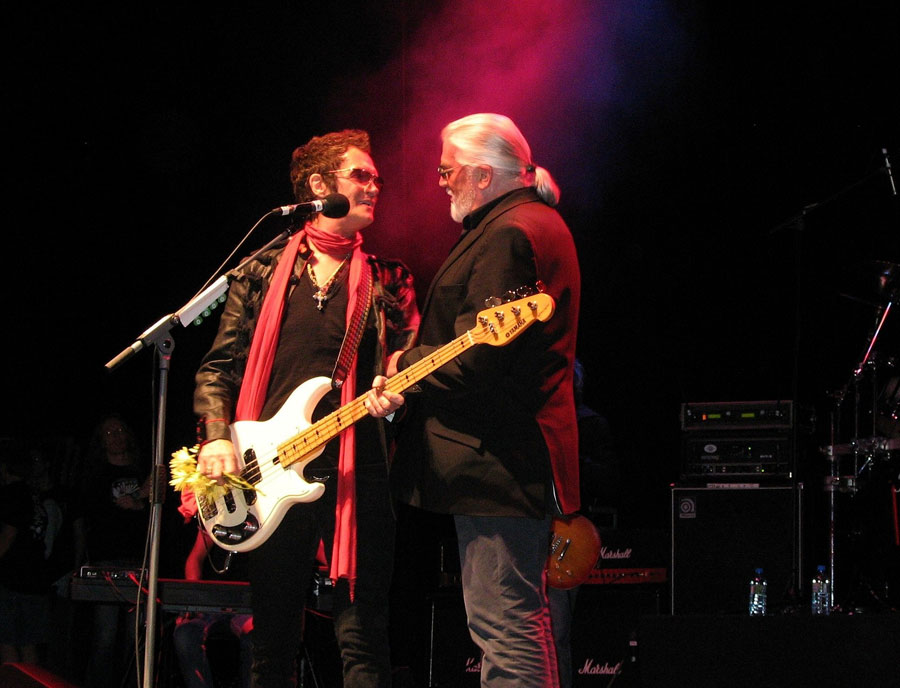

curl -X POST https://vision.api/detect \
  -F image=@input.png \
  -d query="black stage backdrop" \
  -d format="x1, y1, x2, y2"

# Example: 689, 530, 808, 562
5, 1, 898, 566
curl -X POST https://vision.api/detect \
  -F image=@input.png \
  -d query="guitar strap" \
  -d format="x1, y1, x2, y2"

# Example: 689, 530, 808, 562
331, 257, 373, 389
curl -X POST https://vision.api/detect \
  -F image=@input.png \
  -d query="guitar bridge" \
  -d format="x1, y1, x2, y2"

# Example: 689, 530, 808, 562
197, 493, 217, 520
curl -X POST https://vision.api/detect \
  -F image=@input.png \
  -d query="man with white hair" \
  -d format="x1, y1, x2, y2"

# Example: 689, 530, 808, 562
371, 113, 581, 687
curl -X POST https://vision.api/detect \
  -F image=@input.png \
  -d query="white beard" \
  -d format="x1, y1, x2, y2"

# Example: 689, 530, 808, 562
449, 178, 478, 223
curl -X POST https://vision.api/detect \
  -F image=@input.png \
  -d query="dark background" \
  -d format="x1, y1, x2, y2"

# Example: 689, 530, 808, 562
6, 1, 898, 580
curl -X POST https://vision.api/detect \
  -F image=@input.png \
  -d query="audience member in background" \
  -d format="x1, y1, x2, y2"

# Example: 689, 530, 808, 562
72, 414, 151, 688
28, 446, 65, 579
0, 439, 51, 666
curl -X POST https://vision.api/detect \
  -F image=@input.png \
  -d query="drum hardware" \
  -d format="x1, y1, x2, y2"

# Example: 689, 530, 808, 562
822, 474, 857, 494
772, 152, 899, 612
819, 258, 898, 612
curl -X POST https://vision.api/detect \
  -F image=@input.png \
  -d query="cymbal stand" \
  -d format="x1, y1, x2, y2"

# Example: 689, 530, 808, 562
853, 296, 896, 479
824, 392, 843, 612
826, 292, 896, 611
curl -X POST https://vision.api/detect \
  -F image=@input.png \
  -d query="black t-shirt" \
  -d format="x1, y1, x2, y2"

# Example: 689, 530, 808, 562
260, 267, 382, 471
0, 480, 48, 593
75, 462, 149, 564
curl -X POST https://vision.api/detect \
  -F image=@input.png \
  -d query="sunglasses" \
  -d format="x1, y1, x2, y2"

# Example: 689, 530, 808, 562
324, 167, 384, 190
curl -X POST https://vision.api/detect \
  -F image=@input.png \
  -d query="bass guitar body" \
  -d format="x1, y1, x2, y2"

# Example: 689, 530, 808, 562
196, 377, 332, 552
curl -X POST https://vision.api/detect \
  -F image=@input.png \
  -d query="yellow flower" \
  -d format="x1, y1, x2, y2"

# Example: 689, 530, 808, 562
168, 446, 261, 505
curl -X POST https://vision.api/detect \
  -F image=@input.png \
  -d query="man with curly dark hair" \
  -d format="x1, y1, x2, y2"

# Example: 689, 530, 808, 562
194, 129, 419, 688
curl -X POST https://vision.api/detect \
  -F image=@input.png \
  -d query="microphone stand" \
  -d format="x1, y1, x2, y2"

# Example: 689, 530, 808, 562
105, 220, 299, 688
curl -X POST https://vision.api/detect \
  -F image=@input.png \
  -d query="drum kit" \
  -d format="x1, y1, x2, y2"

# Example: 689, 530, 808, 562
818, 258, 899, 611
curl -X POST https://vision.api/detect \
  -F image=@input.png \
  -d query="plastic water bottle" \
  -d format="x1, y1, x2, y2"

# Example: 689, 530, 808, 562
748, 567, 767, 616
811, 565, 831, 615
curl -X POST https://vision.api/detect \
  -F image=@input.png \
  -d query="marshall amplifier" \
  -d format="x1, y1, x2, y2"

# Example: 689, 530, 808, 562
585, 528, 668, 586
680, 400, 795, 481
427, 589, 482, 687
569, 585, 660, 688
571, 528, 666, 687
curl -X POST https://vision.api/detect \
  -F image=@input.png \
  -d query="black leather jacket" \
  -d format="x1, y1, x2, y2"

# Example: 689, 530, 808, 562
193, 242, 419, 444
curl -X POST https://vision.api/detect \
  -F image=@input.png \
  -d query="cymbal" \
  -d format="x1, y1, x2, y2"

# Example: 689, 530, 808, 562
839, 260, 899, 304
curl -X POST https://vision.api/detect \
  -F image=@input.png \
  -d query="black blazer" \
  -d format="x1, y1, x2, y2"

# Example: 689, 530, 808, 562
392, 187, 581, 517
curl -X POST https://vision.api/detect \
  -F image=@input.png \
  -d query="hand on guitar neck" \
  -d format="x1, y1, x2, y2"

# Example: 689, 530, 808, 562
363, 370, 405, 419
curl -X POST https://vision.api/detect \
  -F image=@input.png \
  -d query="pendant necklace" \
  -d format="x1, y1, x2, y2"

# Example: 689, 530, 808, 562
307, 256, 349, 311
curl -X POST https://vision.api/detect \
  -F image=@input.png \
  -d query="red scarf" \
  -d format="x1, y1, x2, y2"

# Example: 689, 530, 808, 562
235, 224, 365, 596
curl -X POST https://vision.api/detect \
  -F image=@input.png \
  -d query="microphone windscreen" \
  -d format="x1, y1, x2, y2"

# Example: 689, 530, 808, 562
322, 193, 350, 218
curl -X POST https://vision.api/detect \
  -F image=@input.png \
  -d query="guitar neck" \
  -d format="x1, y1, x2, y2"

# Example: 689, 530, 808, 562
278, 330, 476, 468
383, 330, 475, 397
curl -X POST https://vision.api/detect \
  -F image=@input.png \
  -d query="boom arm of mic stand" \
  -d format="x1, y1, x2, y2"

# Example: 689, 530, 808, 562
105, 227, 294, 372
172, 225, 296, 327
767, 164, 890, 237
105, 313, 177, 371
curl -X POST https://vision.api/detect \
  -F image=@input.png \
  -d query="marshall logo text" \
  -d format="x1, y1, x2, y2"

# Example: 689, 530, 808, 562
599, 546, 632, 560
578, 659, 623, 676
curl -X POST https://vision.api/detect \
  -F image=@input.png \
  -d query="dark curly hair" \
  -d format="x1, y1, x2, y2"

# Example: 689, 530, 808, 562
289, 129, 372, 203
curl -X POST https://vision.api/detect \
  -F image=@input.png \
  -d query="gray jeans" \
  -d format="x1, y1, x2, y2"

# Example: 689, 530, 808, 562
454, 514, 560, 688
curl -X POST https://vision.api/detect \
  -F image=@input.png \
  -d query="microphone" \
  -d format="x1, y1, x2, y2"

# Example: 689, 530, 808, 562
883, 148, 897, 197
273, 193, 350, 219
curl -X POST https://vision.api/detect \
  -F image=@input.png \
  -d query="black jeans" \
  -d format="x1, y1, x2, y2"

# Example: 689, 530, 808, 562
247, 462, 395, 688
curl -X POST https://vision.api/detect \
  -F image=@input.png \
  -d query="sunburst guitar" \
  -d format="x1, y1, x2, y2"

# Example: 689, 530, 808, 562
193, 290, 555, 552
546, 514, 601, 589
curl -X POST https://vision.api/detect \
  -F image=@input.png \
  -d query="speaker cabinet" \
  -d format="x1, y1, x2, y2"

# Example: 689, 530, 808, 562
671, 484, 801, 614
428, 590, 482, 687
568, 584, 661, 687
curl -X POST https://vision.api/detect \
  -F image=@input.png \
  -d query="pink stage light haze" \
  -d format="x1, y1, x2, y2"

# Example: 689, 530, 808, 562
317, 0, 648, 290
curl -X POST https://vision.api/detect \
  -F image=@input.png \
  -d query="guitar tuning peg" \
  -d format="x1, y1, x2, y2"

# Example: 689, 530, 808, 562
484, 296, 502, 307
502, 290, 517, 303
515, 285, 536, 298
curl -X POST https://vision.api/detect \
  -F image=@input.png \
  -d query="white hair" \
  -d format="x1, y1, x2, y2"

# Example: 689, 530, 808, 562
441, 113, 560, 206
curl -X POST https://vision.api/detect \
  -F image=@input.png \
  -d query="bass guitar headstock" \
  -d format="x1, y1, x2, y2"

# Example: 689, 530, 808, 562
471, 284, 555, 346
